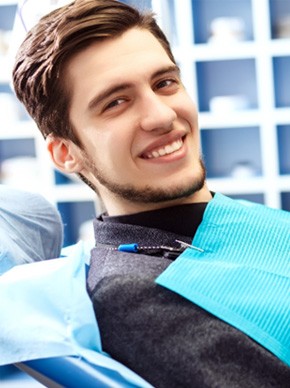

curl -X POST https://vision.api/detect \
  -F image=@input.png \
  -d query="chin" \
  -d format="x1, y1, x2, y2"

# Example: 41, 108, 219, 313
131, 172, 206, 204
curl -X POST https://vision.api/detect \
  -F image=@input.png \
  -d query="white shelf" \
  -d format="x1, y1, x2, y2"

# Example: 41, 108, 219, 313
278, 175, 290, 191
0, 121, 37, 139
0, 1, 17, 5
208, 176, 268, 195
273, 107, 290, 125
175, 38, 290, 63
52, 184, 96, 203
269, 39, 290, 56
199, 110, 262, 129
175, 41, 258, 62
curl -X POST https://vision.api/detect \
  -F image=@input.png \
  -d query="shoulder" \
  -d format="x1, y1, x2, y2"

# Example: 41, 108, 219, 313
0, 185, 60, 220
0, 185, 63, 270
88, 247, 170, 292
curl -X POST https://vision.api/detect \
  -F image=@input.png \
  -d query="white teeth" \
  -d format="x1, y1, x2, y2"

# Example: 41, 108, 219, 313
165, 144, 173, 154
146, 139, 183, 159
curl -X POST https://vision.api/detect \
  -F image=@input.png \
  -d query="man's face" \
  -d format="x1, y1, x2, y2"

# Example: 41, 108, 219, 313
65, 28, 207, 215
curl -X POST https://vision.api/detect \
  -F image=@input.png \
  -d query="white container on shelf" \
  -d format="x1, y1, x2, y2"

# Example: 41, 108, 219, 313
209, 95, 250, 113
208, 17, 246, 43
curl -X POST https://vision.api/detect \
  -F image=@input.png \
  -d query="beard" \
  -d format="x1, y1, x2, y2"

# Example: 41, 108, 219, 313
81, 151, 207, 204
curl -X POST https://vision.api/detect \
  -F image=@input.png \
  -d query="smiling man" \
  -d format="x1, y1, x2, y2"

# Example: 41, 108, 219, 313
12, 1, 290, 387
48, 29, 210, 214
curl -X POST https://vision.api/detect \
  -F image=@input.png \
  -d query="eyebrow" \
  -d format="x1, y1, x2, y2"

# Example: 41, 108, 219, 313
87, 64, 180, 112
152, 64, 180, 80
88, 83, 131, 112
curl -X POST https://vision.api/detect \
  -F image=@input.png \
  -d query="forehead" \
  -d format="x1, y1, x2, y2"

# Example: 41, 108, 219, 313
64, 28, 174, 98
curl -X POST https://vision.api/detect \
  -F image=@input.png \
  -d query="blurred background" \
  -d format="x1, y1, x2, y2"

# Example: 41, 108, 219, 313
0, 0, 289, 385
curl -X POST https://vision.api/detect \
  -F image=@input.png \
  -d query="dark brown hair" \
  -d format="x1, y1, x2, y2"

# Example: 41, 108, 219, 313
12, 0, 175, 146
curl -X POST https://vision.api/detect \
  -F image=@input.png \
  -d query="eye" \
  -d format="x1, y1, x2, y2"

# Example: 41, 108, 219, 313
103, 98, 127, 111
154, 78, 179, 92
156, 79, 173, 88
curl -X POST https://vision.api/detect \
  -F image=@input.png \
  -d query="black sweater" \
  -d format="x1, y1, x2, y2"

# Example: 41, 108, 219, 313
87, 203, 290, 387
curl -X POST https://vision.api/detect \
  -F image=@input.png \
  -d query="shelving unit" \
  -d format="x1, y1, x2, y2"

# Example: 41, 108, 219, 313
169, 0, 290, 210
0, 0, 289, 246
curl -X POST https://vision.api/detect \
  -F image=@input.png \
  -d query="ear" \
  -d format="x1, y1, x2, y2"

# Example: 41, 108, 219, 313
46, 134, 83, 173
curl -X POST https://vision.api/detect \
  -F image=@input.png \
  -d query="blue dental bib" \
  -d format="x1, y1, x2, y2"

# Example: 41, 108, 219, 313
156, 193, 290, 366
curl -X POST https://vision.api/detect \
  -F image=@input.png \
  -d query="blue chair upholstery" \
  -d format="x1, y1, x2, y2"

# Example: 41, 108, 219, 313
16, 356, 139, 387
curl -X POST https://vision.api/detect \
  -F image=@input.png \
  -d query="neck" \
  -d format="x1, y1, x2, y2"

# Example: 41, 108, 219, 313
103, 185, 212, 216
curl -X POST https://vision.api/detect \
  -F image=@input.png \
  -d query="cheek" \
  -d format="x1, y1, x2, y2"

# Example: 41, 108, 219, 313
180, 93, 198, 118
177, 104, 199, 140
87, 129, 133, 169
174, 90, 198, 120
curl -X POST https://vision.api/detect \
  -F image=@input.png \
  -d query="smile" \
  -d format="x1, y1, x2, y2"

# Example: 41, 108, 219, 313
143, 139, 183, 159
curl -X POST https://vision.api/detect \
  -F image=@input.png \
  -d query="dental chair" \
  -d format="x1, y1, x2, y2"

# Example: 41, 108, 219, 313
1, 244, 152, 387
0, 185, 150, 387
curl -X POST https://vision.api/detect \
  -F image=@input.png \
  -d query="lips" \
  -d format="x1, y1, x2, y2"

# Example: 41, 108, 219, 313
141, 137, 184, 159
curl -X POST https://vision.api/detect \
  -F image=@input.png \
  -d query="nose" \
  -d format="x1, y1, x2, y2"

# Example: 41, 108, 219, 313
139, 91, 177, 133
